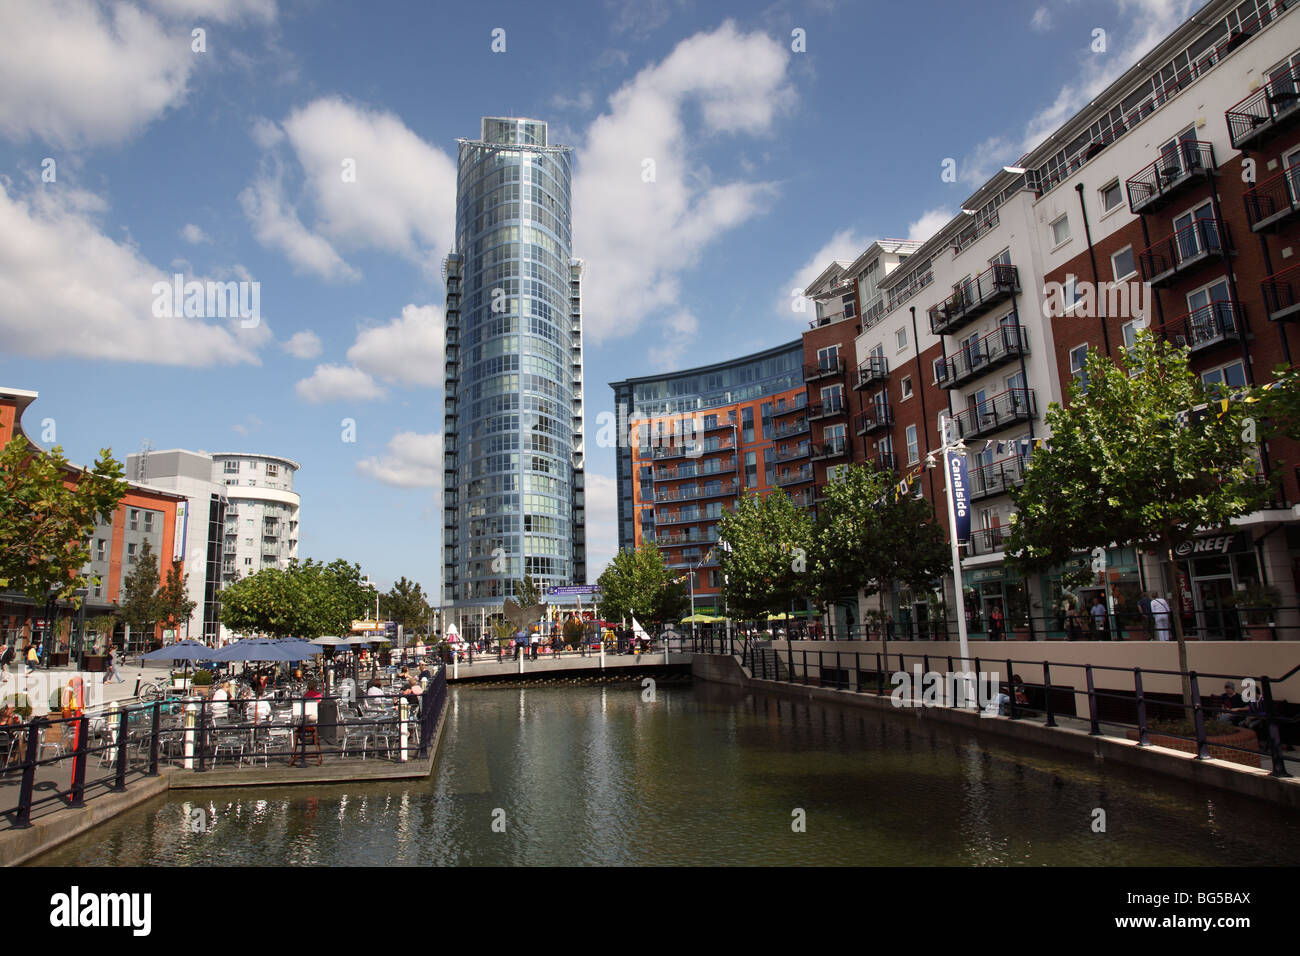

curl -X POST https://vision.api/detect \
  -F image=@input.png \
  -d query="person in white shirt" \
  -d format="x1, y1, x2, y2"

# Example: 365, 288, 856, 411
210, 682, 230, 719
251, 693, 271, 722
1150, 594, 1172, 641
366, 679, 385, 698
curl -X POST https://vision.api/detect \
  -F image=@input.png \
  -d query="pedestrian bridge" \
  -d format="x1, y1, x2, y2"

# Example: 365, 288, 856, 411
444, 646, 693, 683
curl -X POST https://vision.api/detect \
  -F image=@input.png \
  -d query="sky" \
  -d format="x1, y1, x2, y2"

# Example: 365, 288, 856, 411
0, 0, 1201, 596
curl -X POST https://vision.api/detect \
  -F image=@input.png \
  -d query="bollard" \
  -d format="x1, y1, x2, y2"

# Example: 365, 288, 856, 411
398, 698, 409, 763
183, 700, 197, 770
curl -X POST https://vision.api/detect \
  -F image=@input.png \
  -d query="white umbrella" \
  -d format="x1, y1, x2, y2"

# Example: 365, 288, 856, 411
311, 636, 345, 645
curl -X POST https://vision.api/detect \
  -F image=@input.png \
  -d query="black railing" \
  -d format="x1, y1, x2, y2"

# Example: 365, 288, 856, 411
810, 436, 850, 460
1225, 62, 1300, 149
855, 404, 893, 434
928, 263, 1020, 335
1137, 218, 1227, 286
951, 387, 1035, 438
1243, 159, 1300, 232
1157, 299, 1241, 353
804, 358, 846, 382
969, 453, 1028, 500
854, 356, 889, 389
1125, 140, 1214, 213
775, 467, 814, 486
943, 325, 1029, 387
1261, 261, 1300, 322
773, 419, 810, 439
807, 399, 846, 421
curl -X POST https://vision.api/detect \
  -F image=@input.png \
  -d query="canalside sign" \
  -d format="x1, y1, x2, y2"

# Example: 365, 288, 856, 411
947, 449, 970, 542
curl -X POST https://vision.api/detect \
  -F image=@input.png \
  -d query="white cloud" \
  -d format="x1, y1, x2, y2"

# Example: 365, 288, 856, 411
647, 310, 699, 369
238, 169, 359, 282
180, 223, 208, 244
0, 0, 194, 148
1030, 6, 1052, 31
242, 98, 458, 281
776, 228, 867, 322
550, 90, 595, 112
574, 21, 795, 343
583, 472, 620, 581
282, 329, 322, 359
357, 432, 442, 489
0, 180, 266, 365
347, 304, 444, 387
294, 364, 385, 403
907, 207, 953, 242
142, 0, 276, 23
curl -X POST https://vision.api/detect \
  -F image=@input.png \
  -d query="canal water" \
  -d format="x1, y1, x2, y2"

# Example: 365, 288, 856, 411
32, 680, 1300, 866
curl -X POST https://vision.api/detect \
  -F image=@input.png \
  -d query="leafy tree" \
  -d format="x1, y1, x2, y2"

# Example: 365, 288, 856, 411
120, 538, 162, 648
385, 576, 433, 634
596, 539, 683, 624
1007, 331, 1268, 706
808, 463, 950, 636
717, 490, 812, 622
0, 437, 128, 603
512, 575, 543, 607
1251, 364, 1300, 442
157, 560, 197, 636
219, 558, 372, 639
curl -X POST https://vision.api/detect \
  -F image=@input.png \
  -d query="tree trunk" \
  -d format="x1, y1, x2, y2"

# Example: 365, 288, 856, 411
1160, 540, 1194, 712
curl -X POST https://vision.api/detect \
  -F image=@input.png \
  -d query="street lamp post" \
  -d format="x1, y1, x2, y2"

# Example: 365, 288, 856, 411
925, 418, 975, 708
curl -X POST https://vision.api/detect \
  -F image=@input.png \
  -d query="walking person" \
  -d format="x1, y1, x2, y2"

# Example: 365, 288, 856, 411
1090, 597, 1108, 640
1065, 603, 1084, 642
1150, 593, 1172, 642
25, 643, 38, 677
0, 643, 12, 686
988, 604, 1004, 641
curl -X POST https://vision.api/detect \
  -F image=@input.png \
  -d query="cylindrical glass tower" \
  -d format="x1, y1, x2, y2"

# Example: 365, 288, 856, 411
443, 117, 586, 637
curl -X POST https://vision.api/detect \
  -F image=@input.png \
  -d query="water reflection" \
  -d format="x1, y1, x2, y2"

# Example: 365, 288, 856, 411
30, 680, 1300, 867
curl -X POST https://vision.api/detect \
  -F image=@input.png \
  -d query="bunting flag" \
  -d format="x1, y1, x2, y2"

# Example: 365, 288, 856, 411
1019, 439, 1032, 457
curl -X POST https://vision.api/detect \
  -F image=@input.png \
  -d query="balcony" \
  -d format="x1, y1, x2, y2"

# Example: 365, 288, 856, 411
1225, 63, 1300, 151
853, 355, 889, 390
874, 451, 898, 473
1243, 159, 1300, 233
952, 388, 1036, 439
655, 510, 722, 526
928, 264, 1020, 336
655, 531, 717, 548
772, 396, 809, 418
700, 417, 736, 433
788, 488, 817, 509
1261, 262, 1300, 322
810, 436, 850, 461
969, 455, 1029, 502
804, 358, 846, 383
1137, 218, 1227, 288
654, 458, 738, 482
967, 526, 1010, 556
943, 325, 1029, 389
855, 404, 893, 435
655, 481, 739, 503
1158, 300, 1242, 353
773, 443, 811, 464
773, 419, 810, 440
807, 398, 847, 422
775, 466, 814, 487
1125, 141, 1215, 214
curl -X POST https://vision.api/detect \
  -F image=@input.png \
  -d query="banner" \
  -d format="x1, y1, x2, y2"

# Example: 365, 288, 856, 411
172, 501, 187, 563
947, 449, 970, 542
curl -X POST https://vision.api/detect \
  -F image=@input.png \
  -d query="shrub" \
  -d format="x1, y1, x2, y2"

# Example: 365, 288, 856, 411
192, 669, 214, 687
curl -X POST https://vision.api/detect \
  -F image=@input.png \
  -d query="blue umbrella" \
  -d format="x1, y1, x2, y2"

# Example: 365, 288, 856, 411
140, 639, 211, 661
209, 638, 318, 662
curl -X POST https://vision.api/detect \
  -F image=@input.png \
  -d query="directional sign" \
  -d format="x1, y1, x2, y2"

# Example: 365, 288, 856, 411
548, 585, 599, 596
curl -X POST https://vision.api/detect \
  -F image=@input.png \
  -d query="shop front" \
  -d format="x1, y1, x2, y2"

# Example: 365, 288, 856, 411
1172, 530, 1262, 640
961, 566, 1032, 640
1036, 548, 1143, 640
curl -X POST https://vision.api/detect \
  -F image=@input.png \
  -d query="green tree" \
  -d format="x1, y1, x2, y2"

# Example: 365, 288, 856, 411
157, 560, 197, 636
385, 576, 433, 635
219, 558, 372, 639
808, 463, 950, 636
717, 489, 812, 623
1007, 331, 1268, 706
1251, 364, 1300, 442
512, 575, 543, 607
596, 539, 682, 624
120, 538, 163, 648
0, 436, 128, 603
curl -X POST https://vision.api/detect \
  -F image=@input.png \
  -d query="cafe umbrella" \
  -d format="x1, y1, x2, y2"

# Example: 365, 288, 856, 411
139, 639, 212, 694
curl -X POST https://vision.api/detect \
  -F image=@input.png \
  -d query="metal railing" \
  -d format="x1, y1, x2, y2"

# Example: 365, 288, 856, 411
927, 263, 1019, 336
951, 387, 1035, 438
942, 324, 1029, 387
804, 358, 846, 382
854, 356, 889, 389
1125, 140, 1215, 213
1156, 299, 1241, 353
1242, 158, 1300, 232
854, 404, 893, 434
1225, 62, 1300, 150
1138, 218, 1227, 286
1261, 261, 1300, 322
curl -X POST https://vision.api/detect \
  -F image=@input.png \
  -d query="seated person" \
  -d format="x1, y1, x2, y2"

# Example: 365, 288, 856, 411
210, 681, 231, 720
0, 703, 20, 726
1216, 682, 1247, 724
301, 681, 321, 723
366, 679, 385, 699
417, 665, 433, 685
250, 693, 272, 722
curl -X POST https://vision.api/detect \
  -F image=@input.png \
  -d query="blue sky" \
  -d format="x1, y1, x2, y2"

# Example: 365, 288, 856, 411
0, 0, 1199, 595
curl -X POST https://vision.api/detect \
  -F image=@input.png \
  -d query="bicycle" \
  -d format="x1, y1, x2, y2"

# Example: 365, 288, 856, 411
137, 677, 171, 703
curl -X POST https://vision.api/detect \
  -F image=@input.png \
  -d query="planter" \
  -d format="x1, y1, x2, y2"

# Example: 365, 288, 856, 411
1246, 625, 1273, 641
1126, 726, 1260, 768
83, 655, 106, 673
1012, 628, 1032, 641
47, 652, 69, 667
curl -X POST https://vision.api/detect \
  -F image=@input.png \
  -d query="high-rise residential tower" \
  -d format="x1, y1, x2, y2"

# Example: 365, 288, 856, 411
442, 117, 586, 639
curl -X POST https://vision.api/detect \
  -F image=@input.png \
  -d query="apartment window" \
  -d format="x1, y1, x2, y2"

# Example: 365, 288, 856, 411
817, 345, 839, 370
932, 357, 947, 384
744, 451, 757, 486
906, 425, 919, 465
143, 512, 153, 532
760, 401, 773, 439
990, 248, 1011, 267
900, 376, 913, 400
1100, 180, 1123, 212
1069, 344, 1089, 391
1202, 362, 1246, 392
1112, 246, 1136, 281
96, 539, 105, 561
244, 557, 253, 566
895, 328, 908, 352
247, 460, 258, 470
1051, 215, 1070, 246
764, 447, 775, 485
842, 293, 856, 318
265, 463, 279, 477
129, 509, 139, 531
223, 460, 238, 474
742, 406, 754, 443
127, 543, 136, 564
93, 582, 102, 598
821, 384, 844, 411
244, 538, 253, 547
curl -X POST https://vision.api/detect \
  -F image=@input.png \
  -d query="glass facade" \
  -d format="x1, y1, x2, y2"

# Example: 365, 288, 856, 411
443, 118, 585, 614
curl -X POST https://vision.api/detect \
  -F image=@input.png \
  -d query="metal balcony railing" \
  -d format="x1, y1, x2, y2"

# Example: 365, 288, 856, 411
854, 355, 889, 390
1261, 262, 1300, 322
775, 467, 814, 487
773, 419, 810, 439
655, 481, 739, 503
1225, 62, 1300, 150
1158, 300, 1242, 353
875, 451, 898, 473
855, 404, 893, 435
810, 436, 850, 461
943, 325, 1029, 389
773, 443, 811, 464
804, 358, 846, 383
967, 525, 1010, 555
654, 458, 738, 482
1243, 159, 1300, 232
969, 455, 1029, 501
1137, 218, 1227, 287
928, 263, 1020, 336
772, 396, 808, 417
807, 398, 846, 421
952, 387, 1036, 439
1125, 141, 1214, 214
